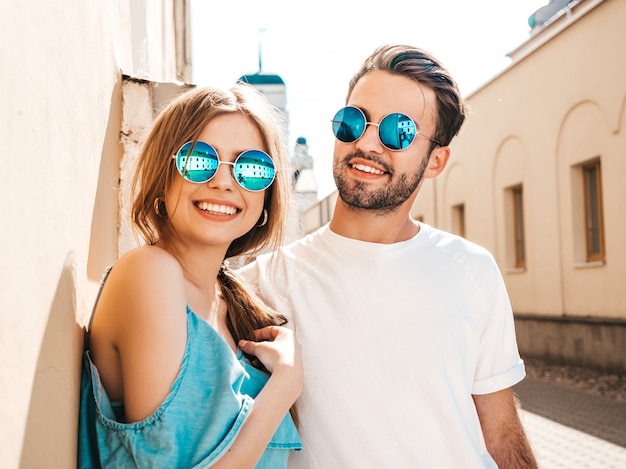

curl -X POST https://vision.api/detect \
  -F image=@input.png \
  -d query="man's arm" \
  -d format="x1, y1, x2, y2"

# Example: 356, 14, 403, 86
473, 388, 539, 468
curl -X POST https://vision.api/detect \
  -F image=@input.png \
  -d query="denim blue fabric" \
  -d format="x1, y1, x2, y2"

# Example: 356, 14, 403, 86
78, 305, 301, 468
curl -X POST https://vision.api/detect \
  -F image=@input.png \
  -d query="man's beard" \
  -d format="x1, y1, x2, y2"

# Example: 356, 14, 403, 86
333, 152, 430, 214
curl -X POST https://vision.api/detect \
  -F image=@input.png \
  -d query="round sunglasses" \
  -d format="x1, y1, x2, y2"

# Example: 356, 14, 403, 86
331, 106, 441, 151
172, 141, 275, 192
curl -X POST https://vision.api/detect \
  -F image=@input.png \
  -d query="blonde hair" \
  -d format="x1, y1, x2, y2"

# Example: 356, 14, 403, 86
131, 84, 292, 366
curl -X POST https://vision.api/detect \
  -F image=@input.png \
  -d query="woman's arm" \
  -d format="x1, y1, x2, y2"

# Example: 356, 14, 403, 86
90, 246, 189, 422
208, 326, 303, 469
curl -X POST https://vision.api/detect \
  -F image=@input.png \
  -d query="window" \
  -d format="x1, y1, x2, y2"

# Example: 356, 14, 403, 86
504, 184, 526, 271
512, 185, 526, 268
582, 160, 605, 262
452, 204, 465, 238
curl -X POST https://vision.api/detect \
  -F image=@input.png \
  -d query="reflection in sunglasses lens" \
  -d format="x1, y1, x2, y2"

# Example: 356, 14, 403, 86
379, 113, 416, 150
233, 151, 275, 192
177, 142, 219, 183
332, 107, 365, 142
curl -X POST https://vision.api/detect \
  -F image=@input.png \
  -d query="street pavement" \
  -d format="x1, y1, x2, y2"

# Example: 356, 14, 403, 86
514, 376, 626, 468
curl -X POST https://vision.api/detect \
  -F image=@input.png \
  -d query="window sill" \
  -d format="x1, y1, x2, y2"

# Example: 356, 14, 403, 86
573, 260, 605, 269
506, 267, 526, 274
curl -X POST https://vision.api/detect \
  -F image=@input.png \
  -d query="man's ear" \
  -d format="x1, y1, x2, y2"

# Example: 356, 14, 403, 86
423, 145, 451, 179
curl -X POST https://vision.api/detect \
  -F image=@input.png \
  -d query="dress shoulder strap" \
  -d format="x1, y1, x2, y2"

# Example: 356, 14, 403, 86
84, 265, 114, 349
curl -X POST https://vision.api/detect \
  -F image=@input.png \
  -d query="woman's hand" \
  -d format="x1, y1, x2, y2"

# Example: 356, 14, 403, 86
239, 326, 303, 396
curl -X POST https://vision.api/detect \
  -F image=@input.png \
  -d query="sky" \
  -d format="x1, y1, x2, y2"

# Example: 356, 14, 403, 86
190, 0, 548, 198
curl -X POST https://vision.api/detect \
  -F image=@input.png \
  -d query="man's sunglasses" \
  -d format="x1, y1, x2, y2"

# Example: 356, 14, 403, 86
331, 106, 441, 151
172, 140, 275, 192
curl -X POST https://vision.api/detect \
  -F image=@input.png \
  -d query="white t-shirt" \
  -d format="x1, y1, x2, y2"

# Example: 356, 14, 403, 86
240, 223, 525, 468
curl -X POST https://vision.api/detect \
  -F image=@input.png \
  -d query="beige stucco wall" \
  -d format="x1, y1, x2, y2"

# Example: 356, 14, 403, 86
0, 2, 189, 468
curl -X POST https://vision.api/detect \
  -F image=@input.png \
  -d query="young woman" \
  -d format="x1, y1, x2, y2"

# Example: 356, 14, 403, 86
78, 84, 302, 468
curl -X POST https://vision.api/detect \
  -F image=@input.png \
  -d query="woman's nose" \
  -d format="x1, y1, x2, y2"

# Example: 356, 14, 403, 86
208, 162, 236, 190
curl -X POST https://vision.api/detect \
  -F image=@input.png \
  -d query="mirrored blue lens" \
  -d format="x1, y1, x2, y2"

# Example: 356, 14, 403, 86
176, 141, 219, 183
332, 106, 365, 143
233, 150, 275, 192
379, 113, 416, 150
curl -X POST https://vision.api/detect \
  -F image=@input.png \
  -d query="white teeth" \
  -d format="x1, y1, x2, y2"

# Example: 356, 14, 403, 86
352, 163, 385, 175
196, 202, 237, 215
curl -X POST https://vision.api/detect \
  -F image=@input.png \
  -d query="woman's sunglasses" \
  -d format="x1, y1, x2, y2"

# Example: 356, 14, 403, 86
172, 141, 275, 192
331, 106, 441, 151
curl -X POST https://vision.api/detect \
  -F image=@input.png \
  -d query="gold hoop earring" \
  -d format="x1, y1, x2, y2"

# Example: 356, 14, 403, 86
256, 208, 268, 227
153, 197, 167, 217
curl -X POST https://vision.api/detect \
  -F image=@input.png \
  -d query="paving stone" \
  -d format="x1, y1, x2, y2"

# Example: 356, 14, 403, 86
514, 376, 626, 468
520, 411, 626, 468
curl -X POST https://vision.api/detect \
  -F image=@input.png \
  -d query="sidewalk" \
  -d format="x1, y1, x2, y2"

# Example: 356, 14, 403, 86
514, 376, 626, 468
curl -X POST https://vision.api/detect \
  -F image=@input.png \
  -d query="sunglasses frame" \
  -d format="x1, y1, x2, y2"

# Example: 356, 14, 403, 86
331, 105, 442, 150
172, 140, 275, 192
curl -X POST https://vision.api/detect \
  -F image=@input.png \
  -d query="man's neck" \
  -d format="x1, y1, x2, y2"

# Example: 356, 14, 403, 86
328, 200, 420, 244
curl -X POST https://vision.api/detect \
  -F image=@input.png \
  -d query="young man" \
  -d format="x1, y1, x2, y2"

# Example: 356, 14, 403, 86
241, 44, 538, 468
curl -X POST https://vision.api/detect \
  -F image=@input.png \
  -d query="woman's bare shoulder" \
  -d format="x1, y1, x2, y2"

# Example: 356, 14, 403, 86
96, 245, 186, 326
117, 244, 181, 272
